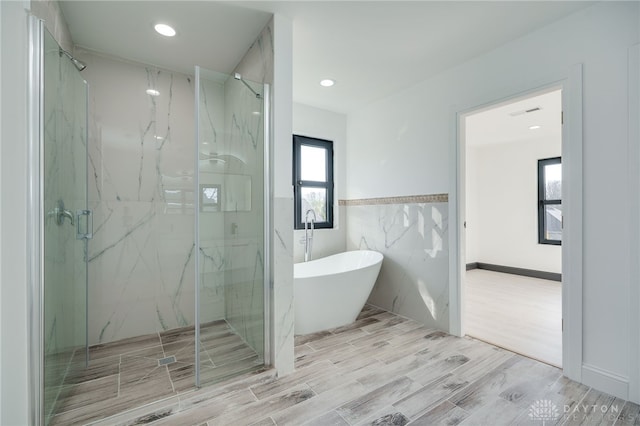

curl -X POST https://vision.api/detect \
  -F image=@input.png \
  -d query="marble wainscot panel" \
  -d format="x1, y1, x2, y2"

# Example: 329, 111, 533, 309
81, 51, 208, 344
344, 195, 449, 331
272, 196, 295, 374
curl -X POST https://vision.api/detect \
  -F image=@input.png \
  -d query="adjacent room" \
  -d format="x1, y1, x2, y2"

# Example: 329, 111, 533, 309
463, 89, 563, 368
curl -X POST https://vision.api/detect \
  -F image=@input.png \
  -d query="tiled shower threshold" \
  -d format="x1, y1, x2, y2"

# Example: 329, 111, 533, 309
49, 320, 264, 425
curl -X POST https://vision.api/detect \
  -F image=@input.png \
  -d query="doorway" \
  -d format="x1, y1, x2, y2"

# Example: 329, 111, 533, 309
461, 89, 563, 367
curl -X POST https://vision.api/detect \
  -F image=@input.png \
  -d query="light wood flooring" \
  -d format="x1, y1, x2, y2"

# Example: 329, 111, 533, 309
465, 269, 562, 367
49, 320, 262, 425
61, 305, 640, 426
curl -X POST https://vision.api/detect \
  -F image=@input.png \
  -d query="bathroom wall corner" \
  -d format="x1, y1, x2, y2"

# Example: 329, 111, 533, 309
271, 14, 295, 376
30, 0, 73, 53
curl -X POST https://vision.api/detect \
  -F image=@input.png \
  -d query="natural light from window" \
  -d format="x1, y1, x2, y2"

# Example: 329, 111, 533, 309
300, 145, 326, 181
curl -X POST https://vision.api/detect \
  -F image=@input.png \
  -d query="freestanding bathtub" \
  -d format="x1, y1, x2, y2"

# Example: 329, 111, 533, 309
294, 250, 383, 335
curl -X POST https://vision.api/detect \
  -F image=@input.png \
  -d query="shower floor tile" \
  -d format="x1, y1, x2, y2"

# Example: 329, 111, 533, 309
49, 320, 262, 426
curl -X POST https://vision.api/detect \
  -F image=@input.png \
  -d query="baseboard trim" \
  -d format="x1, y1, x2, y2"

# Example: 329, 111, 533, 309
582, 363, 629, 400
465, 262, 561, 282
466, 262, 478, 271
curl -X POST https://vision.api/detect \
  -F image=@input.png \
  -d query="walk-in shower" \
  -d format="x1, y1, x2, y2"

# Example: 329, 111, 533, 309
28, 15, 271, 426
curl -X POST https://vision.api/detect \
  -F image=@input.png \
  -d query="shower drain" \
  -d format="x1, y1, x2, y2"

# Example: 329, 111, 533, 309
158, 355, 176, 366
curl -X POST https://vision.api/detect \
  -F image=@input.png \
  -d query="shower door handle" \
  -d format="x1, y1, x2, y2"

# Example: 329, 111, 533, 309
48, 199, 74, 226
60, 209, 75, 226
76, 209, 93, 240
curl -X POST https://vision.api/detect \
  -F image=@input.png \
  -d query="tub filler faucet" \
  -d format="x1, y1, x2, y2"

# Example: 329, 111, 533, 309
304, 209, 316, 262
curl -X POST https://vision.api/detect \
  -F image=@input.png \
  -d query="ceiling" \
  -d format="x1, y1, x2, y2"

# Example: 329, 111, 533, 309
59, 2, 273, 79
465, 89, 562, 147
60, 1, 593, 114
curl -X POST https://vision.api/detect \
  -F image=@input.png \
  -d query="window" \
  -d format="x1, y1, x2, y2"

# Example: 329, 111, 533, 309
538, 157, 562, 245
293, 135, 334, 229
200, 184, 221, 212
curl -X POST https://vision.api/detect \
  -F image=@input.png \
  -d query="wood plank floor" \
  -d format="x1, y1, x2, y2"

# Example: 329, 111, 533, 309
465, 269, 562, 367
79, 305, 639, 426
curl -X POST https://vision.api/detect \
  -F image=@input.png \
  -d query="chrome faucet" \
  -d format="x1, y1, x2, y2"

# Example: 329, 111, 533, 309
304, 209, 316, 262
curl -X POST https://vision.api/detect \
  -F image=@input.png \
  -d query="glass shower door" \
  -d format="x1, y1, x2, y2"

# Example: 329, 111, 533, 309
195, 66, 267, 387
42, 28, 89, 424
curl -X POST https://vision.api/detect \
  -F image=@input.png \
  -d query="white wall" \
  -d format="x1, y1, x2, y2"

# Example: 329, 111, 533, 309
466, 138, 561, 273
346, 2, 639, 400
1, 2, 31, 424
293, 103, 347, 263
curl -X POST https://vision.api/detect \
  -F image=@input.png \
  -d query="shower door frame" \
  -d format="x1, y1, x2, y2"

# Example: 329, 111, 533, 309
27, 16, 45, 426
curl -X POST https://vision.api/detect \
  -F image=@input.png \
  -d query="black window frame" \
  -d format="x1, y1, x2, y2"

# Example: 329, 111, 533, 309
538, 156, 562, 245
293, 135, 334, 230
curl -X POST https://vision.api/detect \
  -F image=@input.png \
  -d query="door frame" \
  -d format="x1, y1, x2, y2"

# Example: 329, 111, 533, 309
628, 44, 640, 404
448, 64, 583, 381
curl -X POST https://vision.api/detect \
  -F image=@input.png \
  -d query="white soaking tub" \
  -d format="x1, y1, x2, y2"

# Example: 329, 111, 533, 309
294, 250, 383, 335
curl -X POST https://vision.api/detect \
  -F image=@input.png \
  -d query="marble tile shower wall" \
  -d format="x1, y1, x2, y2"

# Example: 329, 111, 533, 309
82, 52, 208, 344
81, 21, 278, 348
345, 196, 450, 332
223, 22, 275, 356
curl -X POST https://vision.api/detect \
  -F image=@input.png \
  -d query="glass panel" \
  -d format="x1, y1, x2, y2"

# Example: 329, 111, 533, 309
197, 67, 265, 387
545, 163, 562, 200
43, 29, 88, 424
545, 204, 563, 241
300, 145, 327, 182
301, 187, 327, 222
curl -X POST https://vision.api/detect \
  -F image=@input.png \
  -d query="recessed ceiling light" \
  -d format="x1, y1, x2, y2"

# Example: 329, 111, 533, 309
146, 89, 160, 96
320, 79, 335, 87
154, 23, 176, 37
529, 125, 541, 130
154, 135, 164, 140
